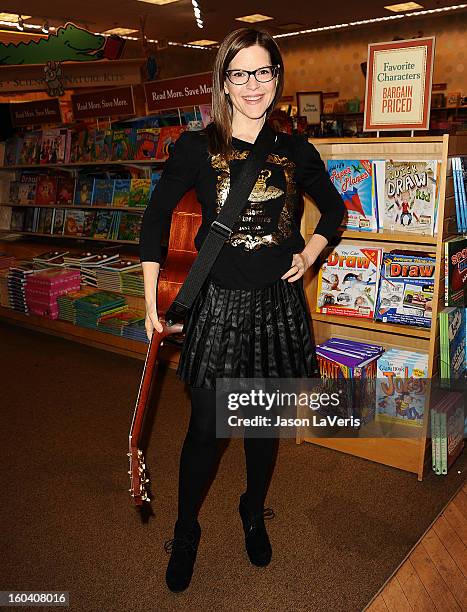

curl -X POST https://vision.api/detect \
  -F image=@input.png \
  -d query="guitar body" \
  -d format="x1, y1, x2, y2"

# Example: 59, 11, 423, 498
128, 190, 201, 506
128, 320, 183, 505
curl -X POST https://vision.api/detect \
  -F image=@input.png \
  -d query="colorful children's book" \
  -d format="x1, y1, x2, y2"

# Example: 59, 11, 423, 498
128, 179, 151, 208
92, 178, 115, 205
327, 160, 377, 231
83, 211, 97, 237
111, 128, 137, 161
376, 349, 429, 427
10, 207, 26, 231
379, 160, 439, 235
439, 307, 466, 383
17, 131, 41, 165
63, 209, 85, 236
316, 245, 382, 319
35, 175, 58, 205
56, 177, 75, 205
74, 176, 95, 206
39, 128, 68, 164
444, 235, 467, 307
375, 251, 436, 328
93, 129, 113, 162
92, 211, 114, 239
112, 179, 131, 207
155, 126, 186, 161
135, 127, 160, 160
37, 208, 54, 234
52, 209, 66, 235
117, 213, 142, 241
18, 174, 38, 205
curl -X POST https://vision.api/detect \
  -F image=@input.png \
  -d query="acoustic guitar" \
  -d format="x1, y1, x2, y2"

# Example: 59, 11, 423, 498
128, 190, 201, 505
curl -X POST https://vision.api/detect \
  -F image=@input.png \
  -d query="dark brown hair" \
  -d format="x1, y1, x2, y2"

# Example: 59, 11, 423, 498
206, 28, 284, 157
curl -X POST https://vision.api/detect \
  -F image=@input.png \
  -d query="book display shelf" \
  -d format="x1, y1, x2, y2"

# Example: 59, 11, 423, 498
299, 134, 467, 480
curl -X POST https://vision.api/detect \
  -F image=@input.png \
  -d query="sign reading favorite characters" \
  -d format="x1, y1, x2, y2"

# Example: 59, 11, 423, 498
364, 37, 435, 131
71, 86, 135, 120
145, 72, 213, 112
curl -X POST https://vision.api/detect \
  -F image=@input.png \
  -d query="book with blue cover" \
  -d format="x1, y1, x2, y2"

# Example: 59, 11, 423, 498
375, 251, 436, 328
112, 178, 131, 207
74, 176, 95, 206
327, 160, 377, 231
92, 178, 115, 205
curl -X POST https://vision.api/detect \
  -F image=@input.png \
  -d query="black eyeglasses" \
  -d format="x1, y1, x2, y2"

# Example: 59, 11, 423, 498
225, 65, 280, 86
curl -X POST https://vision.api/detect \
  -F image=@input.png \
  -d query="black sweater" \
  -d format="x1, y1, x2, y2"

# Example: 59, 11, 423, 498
139, 127, 345, 289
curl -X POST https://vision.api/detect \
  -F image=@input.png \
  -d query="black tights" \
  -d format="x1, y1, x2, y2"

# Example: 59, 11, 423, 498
177, 386, 278, 529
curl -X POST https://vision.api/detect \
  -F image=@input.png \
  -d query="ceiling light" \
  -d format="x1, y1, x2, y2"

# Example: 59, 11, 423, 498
273, 4, 467, 39
103, 27, 138, 35
42, 20, 49, 34
384, 2, 423, 11
137, 0, 180, 4
235, 14, 273, 23
0, 13, 31, 21
188, 39, 217, 46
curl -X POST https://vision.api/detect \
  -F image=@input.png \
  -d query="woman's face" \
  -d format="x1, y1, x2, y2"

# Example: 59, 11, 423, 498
224, 44, 277, 122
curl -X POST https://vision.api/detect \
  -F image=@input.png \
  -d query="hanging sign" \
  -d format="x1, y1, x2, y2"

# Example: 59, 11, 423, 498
0, 59, 142, 93
71, 86, 135, 120
145, 72, 212, 112
364, 37, 435, 131
10, 98, 62, 127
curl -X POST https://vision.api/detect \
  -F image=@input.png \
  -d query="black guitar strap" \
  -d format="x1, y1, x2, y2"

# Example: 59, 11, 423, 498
164, 123, 276, 325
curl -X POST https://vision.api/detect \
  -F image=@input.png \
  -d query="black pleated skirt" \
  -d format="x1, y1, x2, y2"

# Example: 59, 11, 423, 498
176, 276, 317, 389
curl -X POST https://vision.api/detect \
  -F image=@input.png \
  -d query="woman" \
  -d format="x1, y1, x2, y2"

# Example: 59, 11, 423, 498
139, 28, 345, 592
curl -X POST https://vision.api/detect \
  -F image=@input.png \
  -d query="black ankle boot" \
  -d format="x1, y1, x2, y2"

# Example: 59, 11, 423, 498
164, 520, 201, 592
239, 493, 275, 567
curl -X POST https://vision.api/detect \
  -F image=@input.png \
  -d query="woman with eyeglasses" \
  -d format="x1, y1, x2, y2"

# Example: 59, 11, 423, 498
139, 28, 345, 592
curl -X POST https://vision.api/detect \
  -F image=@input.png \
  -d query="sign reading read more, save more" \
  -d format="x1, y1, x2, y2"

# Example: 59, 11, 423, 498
10, 98, 62, 127
71, 86, 135, 120
364, 37, 435, 131
144, 72, 213, 112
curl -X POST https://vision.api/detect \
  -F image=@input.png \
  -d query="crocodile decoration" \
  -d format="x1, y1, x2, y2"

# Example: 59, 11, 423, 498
0, 23, 113, 65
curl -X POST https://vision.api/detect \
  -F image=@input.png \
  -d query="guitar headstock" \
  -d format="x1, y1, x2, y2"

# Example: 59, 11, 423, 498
128, 448, 150, 505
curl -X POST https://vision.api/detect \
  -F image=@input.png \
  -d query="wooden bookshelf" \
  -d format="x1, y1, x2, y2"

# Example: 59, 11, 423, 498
2, 159, 164, 169
299, 134, 466, 481
0, 203, 146, 212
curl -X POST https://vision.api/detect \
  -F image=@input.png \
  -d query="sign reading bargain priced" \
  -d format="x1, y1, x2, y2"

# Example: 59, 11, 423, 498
364, 37, 435, 131
144, 72, 212, 112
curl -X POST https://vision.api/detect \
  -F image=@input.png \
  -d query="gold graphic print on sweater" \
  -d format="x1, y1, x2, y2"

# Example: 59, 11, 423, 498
211, 150, 297, 251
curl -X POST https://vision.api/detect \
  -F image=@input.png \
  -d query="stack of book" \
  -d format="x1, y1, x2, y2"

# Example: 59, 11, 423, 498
24, 268, 81, 319
74, 291, 127, 330
79, 253, 121, 287
376, 349, 429, 427
98, 308, 146, 337
96, 260, 141, 292
122, 318, 148, 343
316, 337, 385, 424
7, 261, 38, 314
57, 286, 100, 323
32, 250, 69, 270
431, 391, 465, 475
121, 268, 145, 296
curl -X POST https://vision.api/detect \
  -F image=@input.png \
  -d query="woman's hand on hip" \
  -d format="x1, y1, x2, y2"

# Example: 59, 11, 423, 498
281, 251, 313, 283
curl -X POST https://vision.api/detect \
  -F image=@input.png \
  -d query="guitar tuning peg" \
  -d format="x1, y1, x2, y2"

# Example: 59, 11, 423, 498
144, 479, 149, 483
127, 471, 132, 475
127, 453, 132, 457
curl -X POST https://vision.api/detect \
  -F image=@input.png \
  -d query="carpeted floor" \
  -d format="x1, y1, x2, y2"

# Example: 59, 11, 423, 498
0, 320, 465, 612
